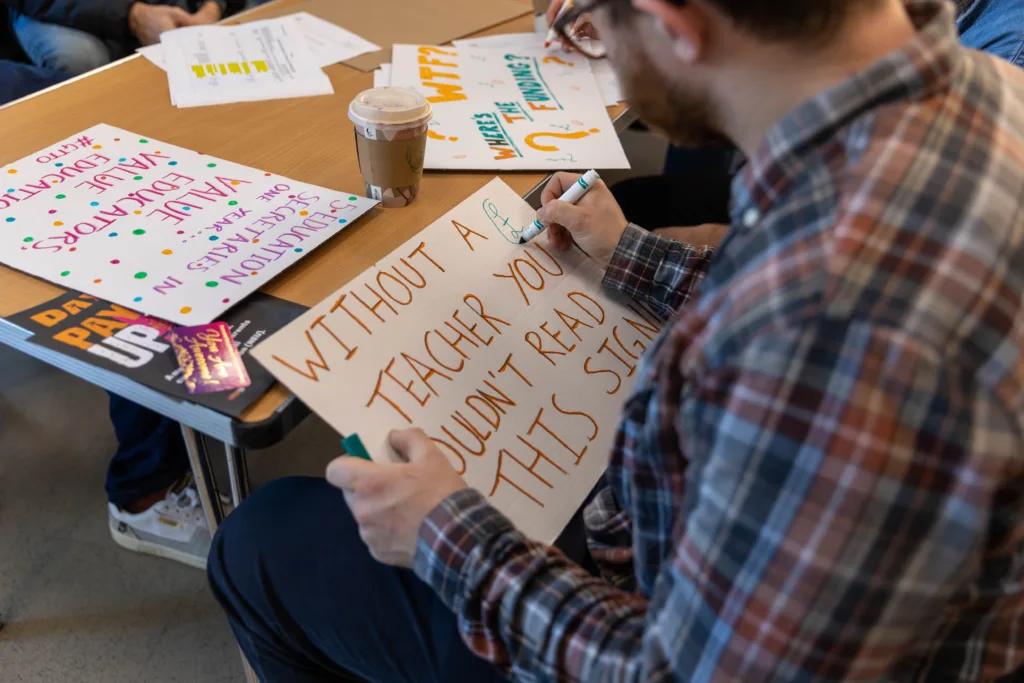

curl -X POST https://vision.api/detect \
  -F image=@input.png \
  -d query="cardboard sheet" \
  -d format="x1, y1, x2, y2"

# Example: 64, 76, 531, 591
252, 0, 532, 71
252, 178, 661, 543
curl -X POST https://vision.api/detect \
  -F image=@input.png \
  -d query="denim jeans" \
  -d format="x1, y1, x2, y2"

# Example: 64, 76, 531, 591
105, 394, 190, 507
958, 0, 1024, 67
0, 59, 67, 105
9, 11, 130, 75
209, 476, 599, 682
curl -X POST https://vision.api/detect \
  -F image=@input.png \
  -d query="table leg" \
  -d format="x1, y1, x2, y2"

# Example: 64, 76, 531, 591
224, 444, 251, 507
180, 425, 225, 532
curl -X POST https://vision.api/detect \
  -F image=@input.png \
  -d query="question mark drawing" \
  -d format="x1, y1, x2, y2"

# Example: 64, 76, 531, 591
542, 55, 575, 67
428, 130, 459, 142
525, 128, 601, 152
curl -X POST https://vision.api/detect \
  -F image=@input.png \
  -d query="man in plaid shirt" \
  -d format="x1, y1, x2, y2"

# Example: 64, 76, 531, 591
209, 0, 1024, 681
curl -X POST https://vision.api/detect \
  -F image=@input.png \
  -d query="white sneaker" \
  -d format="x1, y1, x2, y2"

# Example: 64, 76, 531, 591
108, 477, 211, 570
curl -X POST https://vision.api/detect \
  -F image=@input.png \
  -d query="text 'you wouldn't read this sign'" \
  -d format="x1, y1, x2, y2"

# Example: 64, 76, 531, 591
0, 124, 376, 325
253, 178, 663, 543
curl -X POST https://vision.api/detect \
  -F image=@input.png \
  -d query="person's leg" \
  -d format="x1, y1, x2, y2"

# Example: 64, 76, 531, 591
0, 59, 68, 105
957, 0, 1024, 68
9, 12, 114, 75
106, 393, 191, 508
208, 477, 511, 682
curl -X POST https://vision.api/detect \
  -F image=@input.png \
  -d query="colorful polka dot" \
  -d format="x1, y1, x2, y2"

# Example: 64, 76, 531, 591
22, 236, 32, 242
230, 181, 240, 186
90, 201, 99, 207
207, 163, 217, 168
134, 272, 147, 279
48, 209, 56, 214
60, 270, 70, 277
53, 221, 63, 227
264, 172, 271, 176
250, 271, 258, 276
222, 298, 230, 303
5, 217, 14, 223
139, 139, 148, 143
299, 211, 308, 216
206, 281, 219, 288
161, 249, 173, 255
133, 175, 143, 181
180, 307, 192, 314
55, 163, 63, 168
182, 206, 191, 211
118, 157, 127, 162
69, 247, 76, 252
252, 238, 260, 244
108, 232, 118, 237
176, 230, 184, 235
338, 219, 347, 224
294, 248, 303, 253
133, 229, 145, 235
7, 169, 17, 174
110, 259, 120, 264
169, 161, 178, 166
114, 138, 120, 141
134, 210, 142, 215
330, 209, 337, 213
92, 145, 102, 150
349, 196, 358, 201
209, 235, 219, 241
228, 200, 238, 206
93, 278, 101, 284
134, 296, 142, 302
51, 180, 59, 185
56, 194, 66, 199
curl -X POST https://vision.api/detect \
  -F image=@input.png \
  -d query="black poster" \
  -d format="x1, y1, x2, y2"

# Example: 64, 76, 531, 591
8, 291, 306, 418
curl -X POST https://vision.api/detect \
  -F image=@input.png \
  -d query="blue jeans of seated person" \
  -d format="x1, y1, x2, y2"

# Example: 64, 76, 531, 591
958, 0, 1024, 67
0, 60, 67, 105
10, 11, 131, 76
208, 476, 598, 682
105, 394, 190, 507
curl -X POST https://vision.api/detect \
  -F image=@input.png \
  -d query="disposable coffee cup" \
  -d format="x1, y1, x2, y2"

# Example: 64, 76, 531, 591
349, 87, 432, 208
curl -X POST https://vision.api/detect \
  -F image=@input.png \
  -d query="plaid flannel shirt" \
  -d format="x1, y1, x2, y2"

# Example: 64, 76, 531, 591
414, 1, 1024, 680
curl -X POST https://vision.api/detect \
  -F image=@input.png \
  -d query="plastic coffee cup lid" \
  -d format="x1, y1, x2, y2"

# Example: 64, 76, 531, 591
349, 87, 432, 130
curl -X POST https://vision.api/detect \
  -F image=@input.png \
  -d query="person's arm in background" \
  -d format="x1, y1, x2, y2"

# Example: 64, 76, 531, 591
0, 0, 227, 45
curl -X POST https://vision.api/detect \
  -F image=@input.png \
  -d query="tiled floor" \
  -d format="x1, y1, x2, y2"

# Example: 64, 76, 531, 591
0, 130, 667, 682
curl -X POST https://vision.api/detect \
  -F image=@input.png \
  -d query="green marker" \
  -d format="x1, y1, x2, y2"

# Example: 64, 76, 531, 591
341, 433, 372, 461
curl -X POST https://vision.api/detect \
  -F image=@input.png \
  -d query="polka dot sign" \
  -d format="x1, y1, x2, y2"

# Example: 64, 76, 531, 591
0, 123, 377, 325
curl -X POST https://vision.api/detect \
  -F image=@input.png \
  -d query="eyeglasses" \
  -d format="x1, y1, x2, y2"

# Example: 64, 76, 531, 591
552, 0, 621, 59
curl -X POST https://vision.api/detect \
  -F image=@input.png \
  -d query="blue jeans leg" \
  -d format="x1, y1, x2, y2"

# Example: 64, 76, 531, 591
105, 394, 191, 507
207, 477, 515, 683
9, 12, 121, 75
0, 60, 67, 105
957, 0, 1024, 67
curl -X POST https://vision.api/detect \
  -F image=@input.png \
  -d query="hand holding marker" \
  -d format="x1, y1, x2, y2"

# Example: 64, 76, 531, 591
519, 170, 601, 244
544, 0, 574, 49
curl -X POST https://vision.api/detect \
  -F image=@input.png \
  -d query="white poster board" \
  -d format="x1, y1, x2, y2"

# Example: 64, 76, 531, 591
0, 124, 377, 325
390, 44, 629, 171
252, 178, 662, 543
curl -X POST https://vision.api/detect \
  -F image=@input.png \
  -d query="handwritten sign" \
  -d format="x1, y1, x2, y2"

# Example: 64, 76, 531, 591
390, 45, 629, 171
0, 124, 377, 325
252, 178, 658, 543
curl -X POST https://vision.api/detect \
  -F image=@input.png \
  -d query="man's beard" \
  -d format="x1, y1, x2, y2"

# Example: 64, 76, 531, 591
614, 45, 729, 148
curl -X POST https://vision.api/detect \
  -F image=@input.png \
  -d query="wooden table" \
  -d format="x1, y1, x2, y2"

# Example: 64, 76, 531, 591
0, 0, 628, 528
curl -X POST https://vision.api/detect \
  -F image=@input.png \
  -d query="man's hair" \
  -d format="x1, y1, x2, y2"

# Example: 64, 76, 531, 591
664, 0, 880, 42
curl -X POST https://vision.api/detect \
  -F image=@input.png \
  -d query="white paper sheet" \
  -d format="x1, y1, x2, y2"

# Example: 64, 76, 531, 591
140, 12, 379, 73
252, 178, 659, 543
454, 32, 623, 106
159, 15, 334, 108
390, 44, 629, 170
372, 63, 392, 88
0, 124, 377, 325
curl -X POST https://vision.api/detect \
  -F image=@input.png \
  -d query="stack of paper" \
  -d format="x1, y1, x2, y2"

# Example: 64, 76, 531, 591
141, 13, 380, 108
